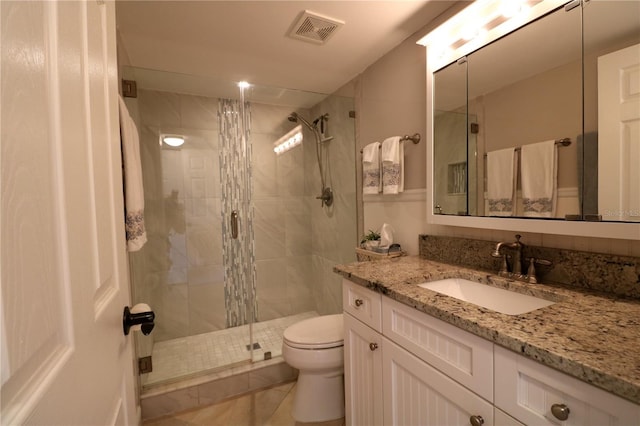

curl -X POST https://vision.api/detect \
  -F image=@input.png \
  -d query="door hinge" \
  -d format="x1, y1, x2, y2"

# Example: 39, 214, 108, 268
138, 356, 153, 374
122, 79, 138, 98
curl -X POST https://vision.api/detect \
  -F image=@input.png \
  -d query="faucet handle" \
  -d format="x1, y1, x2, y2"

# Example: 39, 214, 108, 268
526, 258, 538, 283
525, 258, 552, 283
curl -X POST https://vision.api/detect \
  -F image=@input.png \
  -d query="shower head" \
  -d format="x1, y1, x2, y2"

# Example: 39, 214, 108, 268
287, 112, 316, 132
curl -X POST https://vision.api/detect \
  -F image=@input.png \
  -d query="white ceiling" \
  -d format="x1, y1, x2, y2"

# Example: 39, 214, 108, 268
115, 1, 457, 96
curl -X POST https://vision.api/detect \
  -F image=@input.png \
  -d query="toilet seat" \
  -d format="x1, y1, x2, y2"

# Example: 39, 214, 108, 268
283, 314, 343, 350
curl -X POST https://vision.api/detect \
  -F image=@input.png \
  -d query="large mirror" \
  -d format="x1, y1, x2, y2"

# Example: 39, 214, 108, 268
432, 0, 640, 223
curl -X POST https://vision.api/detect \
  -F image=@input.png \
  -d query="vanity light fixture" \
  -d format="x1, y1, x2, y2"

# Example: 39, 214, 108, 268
161, 134, 185, 147
274, 125, 303, 155
237, 81, 251, 89
417, 0, 562, 69
462, 24, 487, 41
501, 0, 530, 18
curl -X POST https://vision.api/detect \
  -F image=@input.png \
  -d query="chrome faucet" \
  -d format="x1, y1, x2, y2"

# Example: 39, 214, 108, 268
492, 234, 524, 277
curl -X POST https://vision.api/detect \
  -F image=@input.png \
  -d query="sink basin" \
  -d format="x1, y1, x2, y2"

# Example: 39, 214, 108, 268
418, 278, 555, 315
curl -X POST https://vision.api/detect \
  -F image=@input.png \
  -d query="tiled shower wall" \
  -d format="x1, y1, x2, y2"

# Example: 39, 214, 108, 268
218, 99, 257, 327
309, 96, 358, 315
250, 102, 316, 321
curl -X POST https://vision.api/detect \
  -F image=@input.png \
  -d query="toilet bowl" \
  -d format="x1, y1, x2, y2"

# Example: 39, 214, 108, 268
282, 314, 344, 423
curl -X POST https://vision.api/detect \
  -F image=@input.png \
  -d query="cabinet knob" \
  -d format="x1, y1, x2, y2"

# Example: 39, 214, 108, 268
469, 415, 484, 426
369, 342, 378, 351
551, 403, 570, 421
354, 298, 364, 307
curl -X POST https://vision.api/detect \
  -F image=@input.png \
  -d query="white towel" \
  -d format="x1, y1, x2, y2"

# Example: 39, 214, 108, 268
521, 140, 557, 218
381, 136, 403, 194
362, 142, 381, 194
486, 147, 517, 216
118, 96, 147, 251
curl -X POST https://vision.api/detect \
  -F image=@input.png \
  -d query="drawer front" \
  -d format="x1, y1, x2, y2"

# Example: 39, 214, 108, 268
382, 296, 494, 402
495, 346, 640, 425
382, 336, 494, 426
343, 279, 382, 332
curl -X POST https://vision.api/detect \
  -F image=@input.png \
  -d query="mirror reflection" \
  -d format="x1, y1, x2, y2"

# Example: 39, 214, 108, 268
433, 0, 640, 222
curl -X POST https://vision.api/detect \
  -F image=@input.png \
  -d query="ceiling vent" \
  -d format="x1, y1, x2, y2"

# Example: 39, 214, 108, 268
288, 10, 344, 45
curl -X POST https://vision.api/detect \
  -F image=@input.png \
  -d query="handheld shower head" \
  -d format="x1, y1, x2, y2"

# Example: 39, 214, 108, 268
287, 112, 316, 132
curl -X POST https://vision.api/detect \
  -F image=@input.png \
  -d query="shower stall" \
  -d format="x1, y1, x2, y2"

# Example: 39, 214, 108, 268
123, 67, 357, 390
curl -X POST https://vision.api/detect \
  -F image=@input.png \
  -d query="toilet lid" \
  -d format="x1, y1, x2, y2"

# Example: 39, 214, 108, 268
283, 314, 344, 349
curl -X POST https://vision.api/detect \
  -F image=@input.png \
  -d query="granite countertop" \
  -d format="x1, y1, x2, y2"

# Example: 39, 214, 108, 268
334, 256, 640, 405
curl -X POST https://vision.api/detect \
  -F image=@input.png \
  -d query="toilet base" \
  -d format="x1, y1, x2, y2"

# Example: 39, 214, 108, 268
292, 369, 345, 422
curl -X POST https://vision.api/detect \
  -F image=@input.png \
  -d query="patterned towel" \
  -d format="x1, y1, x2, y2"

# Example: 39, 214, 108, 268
486, 147, 517, 216
381, 136, 403, 194
362, 142, 381, 194
118, 96, 147, 251
521, 140, 557, 217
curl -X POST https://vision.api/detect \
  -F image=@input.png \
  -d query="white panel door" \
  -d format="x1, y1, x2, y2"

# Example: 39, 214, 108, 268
1, 1, 137, 424
598, 43, 640, 221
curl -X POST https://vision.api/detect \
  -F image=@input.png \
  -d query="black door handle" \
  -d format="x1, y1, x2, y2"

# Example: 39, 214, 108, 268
123, 305, 155, 336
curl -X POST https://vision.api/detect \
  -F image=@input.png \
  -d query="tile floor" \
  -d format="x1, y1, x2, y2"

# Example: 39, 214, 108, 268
142, 382, 345, 426
145, 312, 318, 387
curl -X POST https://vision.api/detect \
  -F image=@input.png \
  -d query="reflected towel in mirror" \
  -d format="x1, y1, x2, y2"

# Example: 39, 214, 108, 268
521, 140, 558, 218
487, 147, 517, 216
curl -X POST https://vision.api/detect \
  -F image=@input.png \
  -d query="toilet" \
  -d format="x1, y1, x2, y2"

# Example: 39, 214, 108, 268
282, 314, 345, 422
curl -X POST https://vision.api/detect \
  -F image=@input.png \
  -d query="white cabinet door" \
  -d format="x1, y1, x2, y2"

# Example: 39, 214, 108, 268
495, 346, 640, 425
382, 296, 494, 402
344, 312, 384, 426
1, 1, 137, 424
383, 337, 493, 426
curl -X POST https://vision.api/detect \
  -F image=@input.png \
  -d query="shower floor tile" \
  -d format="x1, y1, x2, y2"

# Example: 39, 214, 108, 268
144, 311, 318, 387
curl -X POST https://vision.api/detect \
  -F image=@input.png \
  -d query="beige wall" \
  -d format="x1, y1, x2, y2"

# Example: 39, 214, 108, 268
356, 9, 640, 258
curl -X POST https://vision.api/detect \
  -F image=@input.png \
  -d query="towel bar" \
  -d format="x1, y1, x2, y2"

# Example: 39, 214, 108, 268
482, 138, 571, 158
360, 133, 421, 153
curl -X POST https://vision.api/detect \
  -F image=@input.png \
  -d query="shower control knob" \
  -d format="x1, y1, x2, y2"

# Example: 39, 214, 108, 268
369, 342, 378, 351
354, 299, 364, 307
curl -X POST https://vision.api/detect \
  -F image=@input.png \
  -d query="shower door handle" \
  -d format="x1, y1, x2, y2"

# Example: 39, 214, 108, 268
230, 210, 239, 239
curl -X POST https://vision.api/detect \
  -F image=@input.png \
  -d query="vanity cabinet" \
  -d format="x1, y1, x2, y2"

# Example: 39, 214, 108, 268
343, 279, 493, 425
343, 279, 640, 426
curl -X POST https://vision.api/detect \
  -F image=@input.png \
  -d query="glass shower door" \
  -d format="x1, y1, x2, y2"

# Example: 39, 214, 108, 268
126, 68, 256, 389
